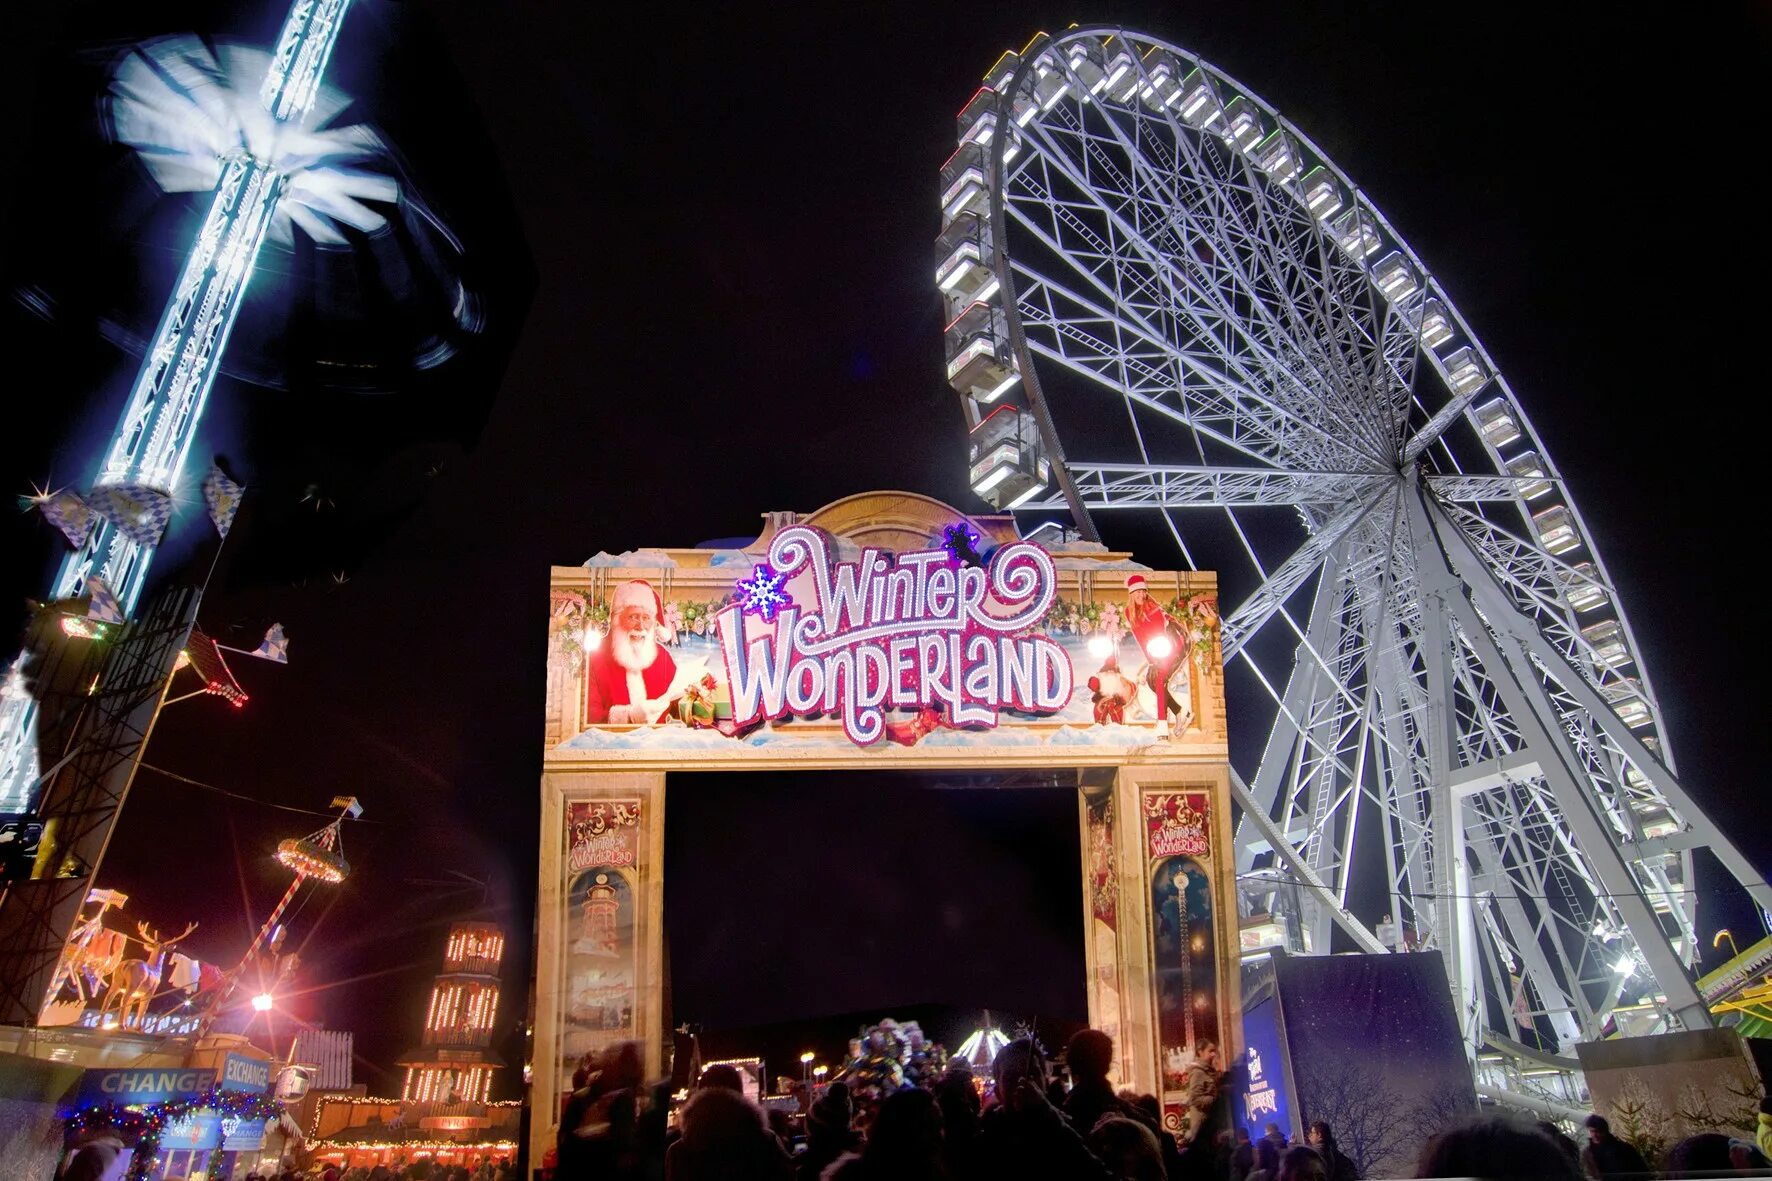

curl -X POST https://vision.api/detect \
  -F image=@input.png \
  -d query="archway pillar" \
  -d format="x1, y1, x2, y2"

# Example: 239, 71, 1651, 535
536, 769, 669, 1137
1083, 762, 1239, 1136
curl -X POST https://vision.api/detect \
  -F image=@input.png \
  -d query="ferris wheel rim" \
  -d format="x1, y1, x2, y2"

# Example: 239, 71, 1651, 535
979, 24, 1675, 751
940, 23, 1738, 1053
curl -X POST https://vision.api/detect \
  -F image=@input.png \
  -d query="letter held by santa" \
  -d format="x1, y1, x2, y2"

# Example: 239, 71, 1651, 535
585, 580, 678, 724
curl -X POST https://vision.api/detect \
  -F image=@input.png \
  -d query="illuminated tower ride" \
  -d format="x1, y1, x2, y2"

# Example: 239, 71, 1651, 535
940, 27, 1770, 1108
0, 0, 362, 811
401, 922, 506, 1105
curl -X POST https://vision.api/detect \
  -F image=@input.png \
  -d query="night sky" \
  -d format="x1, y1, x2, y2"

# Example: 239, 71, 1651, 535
4, 2, 1768, 1095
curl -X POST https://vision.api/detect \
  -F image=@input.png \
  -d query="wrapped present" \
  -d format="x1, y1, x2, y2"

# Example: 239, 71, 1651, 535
677, 674, 727, 728
705, 673, 732, 721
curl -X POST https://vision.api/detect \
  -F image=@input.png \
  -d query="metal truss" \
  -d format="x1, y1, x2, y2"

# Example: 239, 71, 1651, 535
0, 588, 198, 1026
0, 0, 354, 812
952, 25, 1762, 1066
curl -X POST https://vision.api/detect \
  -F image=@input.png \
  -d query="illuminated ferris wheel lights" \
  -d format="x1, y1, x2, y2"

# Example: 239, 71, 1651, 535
1505, 452, 1553, 500
945, 303, 1020, 402
1405, 297, 1456, 349
941, 170, 987, 222
1252, 130, 1302, 184
1475, 398, 1524, 447
958, 90, 996, 147
1331, 207, 1384, 257
1302, 167, 1344, 217
1372, 252, 1420, 301
967, 406, 1049, 510
1223, 96, 1265, 149
1439, 346, 1490, 394
1558, 564, 1609, 612
1176, 70, 1223, 126
1531, 505, 1581, 555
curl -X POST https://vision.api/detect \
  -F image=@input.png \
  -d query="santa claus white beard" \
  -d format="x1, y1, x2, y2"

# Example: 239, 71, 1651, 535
610, 629, 657, 673
610, 629, 657, 714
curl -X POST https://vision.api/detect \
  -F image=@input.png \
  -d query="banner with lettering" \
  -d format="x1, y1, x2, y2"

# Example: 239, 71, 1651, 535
560, 799, 642, 1104
1145, 790, 1220, 1142
547, 523, 1222, 753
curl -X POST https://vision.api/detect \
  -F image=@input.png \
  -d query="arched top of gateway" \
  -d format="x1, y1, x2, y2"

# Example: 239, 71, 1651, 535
783, 489, 1012, 555
575, 489, 1148, 572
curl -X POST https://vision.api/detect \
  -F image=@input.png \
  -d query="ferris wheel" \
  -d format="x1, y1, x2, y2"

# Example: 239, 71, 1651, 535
937, 27, 1769, 1083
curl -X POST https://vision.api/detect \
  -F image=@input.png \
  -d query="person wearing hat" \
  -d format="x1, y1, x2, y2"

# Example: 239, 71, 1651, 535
1123, 574, 1188, 725
584, 579, 679, 724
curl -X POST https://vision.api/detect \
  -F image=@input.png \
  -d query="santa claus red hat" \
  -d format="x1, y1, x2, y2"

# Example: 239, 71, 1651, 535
610, 580, 662, 619
1125, 574, 1148, 593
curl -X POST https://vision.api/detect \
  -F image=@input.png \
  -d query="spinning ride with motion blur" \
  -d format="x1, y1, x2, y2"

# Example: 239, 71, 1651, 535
937, 26, 1768, 1104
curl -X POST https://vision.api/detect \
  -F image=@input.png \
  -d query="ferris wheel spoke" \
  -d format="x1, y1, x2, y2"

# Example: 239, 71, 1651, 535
1425, 474, 1563, 504
1005, 146, 1391, 470
1013, 268, 1371, 470
1017, 102, 1398, 466
1029, 463, 1381, 509
1220, 487, 1385, 659
947, 27, 1759, 1054
1228, 769, 1389, 955
1092, 59, 1413, 462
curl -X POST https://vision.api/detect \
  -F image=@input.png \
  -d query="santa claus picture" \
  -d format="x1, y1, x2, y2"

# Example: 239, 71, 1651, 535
585, 580, 679, 724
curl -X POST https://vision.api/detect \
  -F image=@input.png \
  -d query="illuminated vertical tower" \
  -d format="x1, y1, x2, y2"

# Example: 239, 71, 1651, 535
0, 0, 358, 810
401, 921, 505, 1105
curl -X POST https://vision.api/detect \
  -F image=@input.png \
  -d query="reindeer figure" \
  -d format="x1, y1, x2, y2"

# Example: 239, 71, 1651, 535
98, 920, 197, 1031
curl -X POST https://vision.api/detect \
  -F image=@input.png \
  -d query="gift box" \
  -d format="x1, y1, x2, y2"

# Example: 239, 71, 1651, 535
677, 674, 730, 727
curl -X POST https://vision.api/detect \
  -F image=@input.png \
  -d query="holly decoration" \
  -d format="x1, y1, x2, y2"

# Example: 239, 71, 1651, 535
65, 1087, 285, 1181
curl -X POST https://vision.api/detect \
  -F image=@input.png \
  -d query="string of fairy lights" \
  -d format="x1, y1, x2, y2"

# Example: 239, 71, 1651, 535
65, 1088, 286, 1181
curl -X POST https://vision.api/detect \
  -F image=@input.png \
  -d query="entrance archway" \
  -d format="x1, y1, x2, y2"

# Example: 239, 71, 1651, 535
534, 491, 1236, 1158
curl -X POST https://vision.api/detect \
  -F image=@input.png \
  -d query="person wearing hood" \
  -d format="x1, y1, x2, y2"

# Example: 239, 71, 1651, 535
664, 1082, 793, 1181
798, 1082, 861, 1181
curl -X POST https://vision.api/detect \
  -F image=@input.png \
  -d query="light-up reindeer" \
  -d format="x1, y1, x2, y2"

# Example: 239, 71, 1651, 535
98, 920, 198, 1031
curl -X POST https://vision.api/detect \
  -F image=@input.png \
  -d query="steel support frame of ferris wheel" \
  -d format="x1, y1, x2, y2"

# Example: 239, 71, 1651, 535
969, 27, 1771, 1064
0, 0, 353, 814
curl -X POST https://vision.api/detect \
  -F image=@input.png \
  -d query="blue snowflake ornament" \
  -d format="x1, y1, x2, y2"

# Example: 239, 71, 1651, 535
735, 563, 794, 622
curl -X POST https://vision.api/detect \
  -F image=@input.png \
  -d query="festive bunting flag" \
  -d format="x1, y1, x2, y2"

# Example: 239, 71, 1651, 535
86, 483, 174, 548
200, 464, 244, 538
85, 577, 124, 624
250, 623, 289, 664
185, 628, 249, 706
38, 491, 95, 549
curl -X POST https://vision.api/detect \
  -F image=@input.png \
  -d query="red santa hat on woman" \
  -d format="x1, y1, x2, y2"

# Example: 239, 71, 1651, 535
610, 580, 662, 622
1125, 574, 1148, 593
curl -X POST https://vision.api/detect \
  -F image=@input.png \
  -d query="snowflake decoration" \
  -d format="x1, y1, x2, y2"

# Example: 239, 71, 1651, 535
734, 563, 793, 622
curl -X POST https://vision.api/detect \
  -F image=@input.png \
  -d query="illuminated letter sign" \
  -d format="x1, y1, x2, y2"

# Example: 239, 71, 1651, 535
717, 525, 1073, 745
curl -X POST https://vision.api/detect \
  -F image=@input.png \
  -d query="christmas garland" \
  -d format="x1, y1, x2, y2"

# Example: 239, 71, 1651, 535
549, 592, 736, 673
65, 1087, 285, 1181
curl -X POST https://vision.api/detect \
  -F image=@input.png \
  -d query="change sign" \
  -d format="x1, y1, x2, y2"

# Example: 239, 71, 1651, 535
78, 1068, 216, 1107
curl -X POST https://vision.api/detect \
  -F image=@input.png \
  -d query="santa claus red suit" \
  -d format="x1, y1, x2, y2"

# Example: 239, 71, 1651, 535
584, 580, 678, 724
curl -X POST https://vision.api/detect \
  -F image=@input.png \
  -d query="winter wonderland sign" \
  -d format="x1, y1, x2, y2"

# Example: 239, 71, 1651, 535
716, 525, 1072, 745
534, 493, 1235, 1163
544, 493, 1224, 756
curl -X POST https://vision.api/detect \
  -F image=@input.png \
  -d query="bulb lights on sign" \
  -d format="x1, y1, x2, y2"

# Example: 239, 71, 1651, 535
716, 525, 1073, 745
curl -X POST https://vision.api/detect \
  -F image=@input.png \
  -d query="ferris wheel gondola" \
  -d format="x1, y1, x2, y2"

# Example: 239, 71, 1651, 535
937, 27, 1769, 1073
